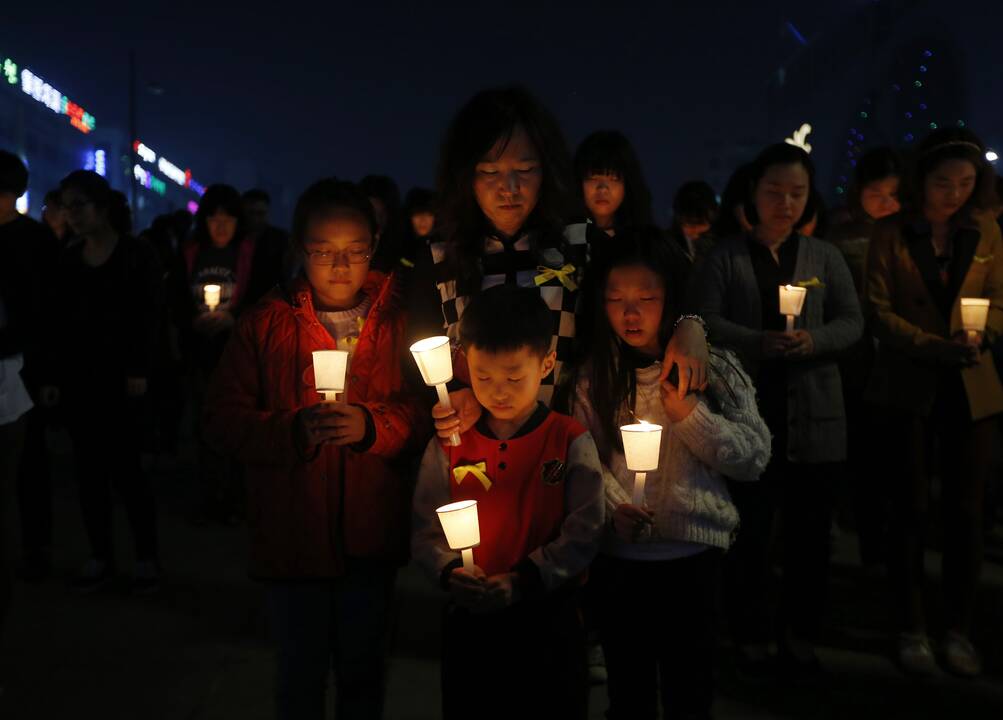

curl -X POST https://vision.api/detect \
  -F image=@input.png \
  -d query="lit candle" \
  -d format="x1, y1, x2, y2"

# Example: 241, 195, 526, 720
436, 499, 480, 571
960, 298, 990, 344
410, 336, 462, 447
203, 284, 221, 312
312, 349, 349, 403
620, 421, 663, 506
778, 284, 807, 333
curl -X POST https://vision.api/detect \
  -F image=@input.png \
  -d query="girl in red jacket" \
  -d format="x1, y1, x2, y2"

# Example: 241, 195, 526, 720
204, 179, 426, 719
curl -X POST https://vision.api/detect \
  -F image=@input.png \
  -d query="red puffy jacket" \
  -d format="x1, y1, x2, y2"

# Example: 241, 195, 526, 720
204, 271, 428, 579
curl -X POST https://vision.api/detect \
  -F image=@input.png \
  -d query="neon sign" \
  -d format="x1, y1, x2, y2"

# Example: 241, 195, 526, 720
134, 164, 167, 196
10, 62, 97, 134
133, 139, 205, 195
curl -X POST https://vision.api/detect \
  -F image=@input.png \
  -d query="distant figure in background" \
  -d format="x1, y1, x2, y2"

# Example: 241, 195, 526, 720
669, 180, 718, 265
41, 189, 71, 246
0, 151, 48, 638
713, 163, 754, 240
826, 147, 902, 573
574, 130, 654, 238
52, 170, 163, 593
360, 174, 402, 273
865, 127, 1002, 678
242, 188, 291, 282
401, 186, 436, 263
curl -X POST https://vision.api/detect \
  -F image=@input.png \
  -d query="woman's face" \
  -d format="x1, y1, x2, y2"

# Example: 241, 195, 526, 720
61, 187, 105, 237
859, 176, 900, 220
753, 162, 810, 238
583, 173, 625, 228
411, 211, 434, 238
206, 209, 238, 248
923, 158, 977, 223
473, 124, 542, 237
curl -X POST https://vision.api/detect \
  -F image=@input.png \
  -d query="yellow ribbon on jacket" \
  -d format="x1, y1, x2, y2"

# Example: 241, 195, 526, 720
399, 257, 415, 268
453, 462, 492, 491
796, 276, 826, 289
534, 264, 578, 291
342, 317, 367, 350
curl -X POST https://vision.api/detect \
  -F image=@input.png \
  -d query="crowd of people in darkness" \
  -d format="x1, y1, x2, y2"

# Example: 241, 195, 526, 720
1, 83, 1002, 719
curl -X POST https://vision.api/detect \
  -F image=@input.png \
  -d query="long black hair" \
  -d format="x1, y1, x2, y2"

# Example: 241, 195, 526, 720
59, 170, 132, 236
713, 163, 752, 238
574, 130, 654, 228
435, 86, 576, 285
193, 184, 245, 248
575, 225, 681, 458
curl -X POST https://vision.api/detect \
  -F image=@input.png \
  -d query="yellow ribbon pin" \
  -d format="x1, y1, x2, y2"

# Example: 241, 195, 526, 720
342, 317, 366, 350
796, 277, 826, 289
400, 257, 415, 268
534, 264, 578, 291
453, 462, 492, 491
974, 254, 995, 264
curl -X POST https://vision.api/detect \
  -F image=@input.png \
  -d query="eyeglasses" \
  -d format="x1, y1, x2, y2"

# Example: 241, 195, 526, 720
303, 248, 372, 266
61, 198, 92, 211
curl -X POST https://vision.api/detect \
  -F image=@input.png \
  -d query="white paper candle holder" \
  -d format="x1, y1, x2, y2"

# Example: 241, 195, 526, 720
203, 284, 221, 312
410, 336, 461, 446
620, 422, 663, 506
436, 499, 480, 571
778, 285, 807, 333
961, 298, 990, 342
312, 350, 349, 403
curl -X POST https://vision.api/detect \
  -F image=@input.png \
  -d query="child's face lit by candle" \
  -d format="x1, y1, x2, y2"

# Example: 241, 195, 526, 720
467, 345, 555, 424
302, 210, 373, 312
583, 172, 625, 229
206, 209, 238, 248
605, 264, 665, 358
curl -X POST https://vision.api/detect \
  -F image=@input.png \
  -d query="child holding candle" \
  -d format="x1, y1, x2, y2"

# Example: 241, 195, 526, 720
570, 227, 771, 718
204, 179, 426, 718
411, 285, 604, 720
865, 127, 1003, 676
691, 143, 862, 676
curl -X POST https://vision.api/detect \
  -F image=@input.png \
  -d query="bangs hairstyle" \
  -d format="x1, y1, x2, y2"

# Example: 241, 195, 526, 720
743, 143, 816, 229
194, 184, 246, 247
459, 284, 553, 358
850, 147, 902, 217
905, 127, 996, 220
436, 86, 576, 273
577, 225, 682, 458
574, 130, 654, 227
291, 178, 379, 249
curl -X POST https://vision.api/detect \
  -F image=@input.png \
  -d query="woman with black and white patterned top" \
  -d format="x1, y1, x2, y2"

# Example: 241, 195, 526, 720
407, 86, 711, 436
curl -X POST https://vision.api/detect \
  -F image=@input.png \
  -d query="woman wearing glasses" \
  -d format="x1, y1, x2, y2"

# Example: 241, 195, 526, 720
204, 178, 426, 718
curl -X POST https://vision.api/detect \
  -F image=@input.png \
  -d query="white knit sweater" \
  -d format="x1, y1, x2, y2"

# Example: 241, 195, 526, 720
572, 349, 771, 558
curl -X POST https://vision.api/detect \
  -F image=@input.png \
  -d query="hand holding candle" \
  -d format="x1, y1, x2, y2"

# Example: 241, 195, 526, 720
620, 421, 663, 507
411, 336, 462, 446
778, 284, 807, 333
203, 284, 221, 312
312, 350, 349, 403
436, 499, 480, 571
960, 298, 990, 345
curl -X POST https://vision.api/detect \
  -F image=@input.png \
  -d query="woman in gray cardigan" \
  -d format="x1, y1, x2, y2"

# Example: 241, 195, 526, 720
691, 144, 862, 675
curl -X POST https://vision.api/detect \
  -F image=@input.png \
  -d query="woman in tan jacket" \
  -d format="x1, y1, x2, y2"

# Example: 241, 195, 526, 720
865, 127, 1002, 678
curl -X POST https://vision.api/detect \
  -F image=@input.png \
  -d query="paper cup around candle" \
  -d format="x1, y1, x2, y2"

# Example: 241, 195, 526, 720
203, 284, 221, 312
778, 285, 808, 317
960, 298, 990, 332
620, 423, 663, 472
410, 336, 454, 386
436, 499, 480, 570
312, 350, 349, 402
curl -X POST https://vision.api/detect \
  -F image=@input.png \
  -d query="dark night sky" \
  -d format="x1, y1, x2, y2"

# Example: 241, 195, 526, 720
3, 1, 1000, 222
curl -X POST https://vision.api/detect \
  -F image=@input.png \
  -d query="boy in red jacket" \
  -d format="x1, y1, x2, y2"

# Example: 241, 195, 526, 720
205, 179, 426, 719
412, 285, 604, 720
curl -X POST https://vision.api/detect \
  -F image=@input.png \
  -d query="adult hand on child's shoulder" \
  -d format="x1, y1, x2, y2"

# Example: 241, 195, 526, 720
662, 319, 709, 398
433, 387, 481, 440
612, 503, 654, 542
449, 565, 487, 610
660, 380, 698, 422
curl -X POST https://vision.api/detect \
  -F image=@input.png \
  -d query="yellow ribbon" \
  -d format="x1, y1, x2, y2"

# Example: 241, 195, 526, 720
974, 254, 995, 264
796, 277, 826, 289
399, 257, 415, 268
534, 263, 578, 291
453, 462, 492, 491
342, 317, 366, 350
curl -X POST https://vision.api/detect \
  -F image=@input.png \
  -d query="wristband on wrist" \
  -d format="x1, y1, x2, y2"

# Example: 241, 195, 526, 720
674, 314, 708, 338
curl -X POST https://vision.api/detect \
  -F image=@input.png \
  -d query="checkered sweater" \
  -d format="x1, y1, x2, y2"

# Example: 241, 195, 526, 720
429, 223, 590, 406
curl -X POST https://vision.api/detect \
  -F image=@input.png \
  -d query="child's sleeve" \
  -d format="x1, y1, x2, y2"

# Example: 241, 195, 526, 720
411, 437, 459, 587
202, 314, 301, 467
570, 376, 632, 515
670, 358, 772, 482
517, 432, 605, 595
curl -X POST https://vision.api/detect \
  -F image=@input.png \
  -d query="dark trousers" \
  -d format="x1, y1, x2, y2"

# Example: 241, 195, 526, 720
265, 563, 397, 720
884, 374, 994, 636
726, 453, 836, 647
192, 364, 243, 521
594, 551, 721, 720
68, 396, 158, 564
0, 415, 25, 643
441, 588, 588, 720
16, 406, 53, 561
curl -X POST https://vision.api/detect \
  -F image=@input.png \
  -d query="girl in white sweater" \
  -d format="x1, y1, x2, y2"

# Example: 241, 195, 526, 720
570, 227, 770, 719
